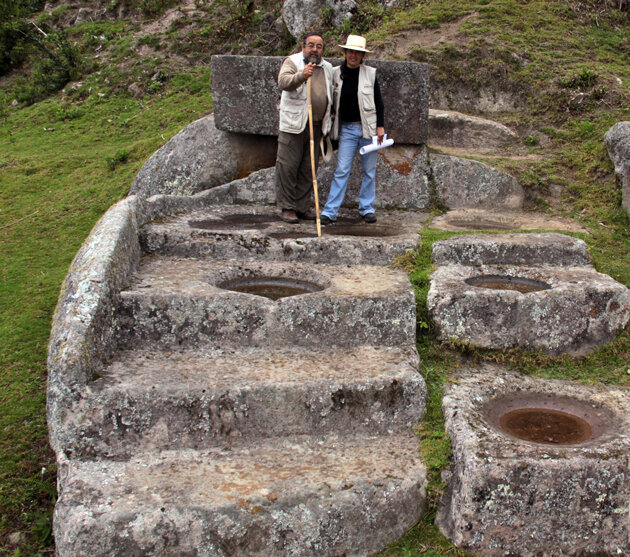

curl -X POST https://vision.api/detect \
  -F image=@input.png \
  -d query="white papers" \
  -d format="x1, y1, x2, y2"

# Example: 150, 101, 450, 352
359, 134, 394, 155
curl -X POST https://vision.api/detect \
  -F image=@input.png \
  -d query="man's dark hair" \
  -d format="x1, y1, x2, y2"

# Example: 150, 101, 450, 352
302, 32, 325, 47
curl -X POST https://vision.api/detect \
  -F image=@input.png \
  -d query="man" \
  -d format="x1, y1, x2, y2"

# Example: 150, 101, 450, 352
275, 32, 334, 223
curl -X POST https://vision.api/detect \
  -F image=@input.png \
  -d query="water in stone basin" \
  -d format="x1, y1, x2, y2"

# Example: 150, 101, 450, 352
499, 408, 593, 445
466, 275, 551, 293
218, 277, 324, 301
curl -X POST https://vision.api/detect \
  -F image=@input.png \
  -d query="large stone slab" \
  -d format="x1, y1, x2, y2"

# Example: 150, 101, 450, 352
430, 153, 524, 210
431, 233, 592, 267
55, 433, 427, 557
428, 263, 630, 355
56, 345, 425, 458
115, 257, 416, 349
129, 114, 277, 198
211, 55, 430, 144
437, 365, 630, 556
604, 121, 630, 217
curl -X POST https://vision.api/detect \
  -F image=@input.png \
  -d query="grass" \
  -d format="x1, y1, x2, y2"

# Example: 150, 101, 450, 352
1, 0, 629, 554
0, 70, 212, 555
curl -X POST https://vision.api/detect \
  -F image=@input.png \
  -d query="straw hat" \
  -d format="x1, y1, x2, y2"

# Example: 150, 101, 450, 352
339, 35, 371, 53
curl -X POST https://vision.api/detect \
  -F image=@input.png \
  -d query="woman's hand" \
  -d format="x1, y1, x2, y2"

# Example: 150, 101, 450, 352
377, 126, 385, 144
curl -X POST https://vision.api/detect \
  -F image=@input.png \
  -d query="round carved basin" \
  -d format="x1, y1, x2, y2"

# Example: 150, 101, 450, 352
324, 224, 400, 237
485, 394, 613, 446
217, 276, 324, 300
466, 275, 551, 293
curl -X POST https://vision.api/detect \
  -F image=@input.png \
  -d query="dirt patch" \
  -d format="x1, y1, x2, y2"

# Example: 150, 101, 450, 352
387, 13, 479, 58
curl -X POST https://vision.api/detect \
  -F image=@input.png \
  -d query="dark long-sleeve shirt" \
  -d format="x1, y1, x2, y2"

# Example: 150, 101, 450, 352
338, 65, 384, 127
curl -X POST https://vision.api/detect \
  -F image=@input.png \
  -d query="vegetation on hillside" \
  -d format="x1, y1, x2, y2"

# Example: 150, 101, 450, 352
1, 0, 629, 555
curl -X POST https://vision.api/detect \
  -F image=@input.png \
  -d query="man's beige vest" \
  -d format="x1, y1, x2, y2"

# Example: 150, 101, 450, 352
278, 52, 334, 135
330, 64, 377, 140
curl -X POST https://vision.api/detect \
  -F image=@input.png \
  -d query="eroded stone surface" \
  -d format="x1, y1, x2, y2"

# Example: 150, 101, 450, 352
430, 153, 524, 210
604, 121, 630, 217
130, 114, 277, 198
431, 233, 592, 267
211, 55, 430, 144
428, 263, 630, 355
437, 365, 630, 556
55, 433, 427, 557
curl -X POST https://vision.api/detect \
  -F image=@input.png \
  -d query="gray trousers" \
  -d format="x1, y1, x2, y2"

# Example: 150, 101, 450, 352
275, 124, 322, 213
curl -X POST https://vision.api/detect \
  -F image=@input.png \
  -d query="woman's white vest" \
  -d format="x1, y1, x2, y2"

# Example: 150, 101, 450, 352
330, 64, 377, 140
278, 52, 334, 135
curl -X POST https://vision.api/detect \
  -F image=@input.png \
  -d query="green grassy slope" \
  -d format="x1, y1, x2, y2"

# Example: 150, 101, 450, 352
1, 0, 628, 555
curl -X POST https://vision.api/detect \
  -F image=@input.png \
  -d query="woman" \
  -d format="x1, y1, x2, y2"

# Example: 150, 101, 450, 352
320, 34, 386, 224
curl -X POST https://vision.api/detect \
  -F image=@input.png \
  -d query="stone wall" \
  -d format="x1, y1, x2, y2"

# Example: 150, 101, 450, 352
211, 55, 430, 145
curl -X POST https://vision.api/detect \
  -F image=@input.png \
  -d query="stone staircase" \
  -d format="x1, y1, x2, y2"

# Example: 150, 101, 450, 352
49, 199, 428, 556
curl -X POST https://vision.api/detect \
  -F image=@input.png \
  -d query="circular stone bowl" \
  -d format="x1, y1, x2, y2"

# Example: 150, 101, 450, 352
484, 393, 616, 447
216, 276, 325, 301
465, 274, 551, 294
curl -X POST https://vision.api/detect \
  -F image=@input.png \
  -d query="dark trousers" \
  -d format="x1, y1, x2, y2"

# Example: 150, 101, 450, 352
275, 124, 322, 213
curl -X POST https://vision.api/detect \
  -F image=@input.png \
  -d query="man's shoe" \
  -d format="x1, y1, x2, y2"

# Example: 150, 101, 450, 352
281, 209, 299, 224
320, 215, 333, 225
362, 212, 377, 223
297, 209, 316, 221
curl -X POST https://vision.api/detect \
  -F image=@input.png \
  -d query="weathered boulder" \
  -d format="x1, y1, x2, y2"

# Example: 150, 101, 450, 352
428, 109, 518, 151
282, 0, 357, 38
211, 55, 430, 145
437, 365, 630, 556
129, 114, 277, 198
604, 121, 630, 217
430, 153, 524, 210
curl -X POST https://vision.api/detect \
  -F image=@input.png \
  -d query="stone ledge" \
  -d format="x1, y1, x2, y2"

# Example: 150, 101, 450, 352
211, 55, 429, 144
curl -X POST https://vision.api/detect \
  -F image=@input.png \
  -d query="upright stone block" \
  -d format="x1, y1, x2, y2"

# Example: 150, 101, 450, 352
211, 55, 430, 144
604, 121, 630, 217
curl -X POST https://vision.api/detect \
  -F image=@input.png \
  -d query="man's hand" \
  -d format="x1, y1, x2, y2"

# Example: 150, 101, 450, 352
302, 62, 316, 80
377, 126, 385, 144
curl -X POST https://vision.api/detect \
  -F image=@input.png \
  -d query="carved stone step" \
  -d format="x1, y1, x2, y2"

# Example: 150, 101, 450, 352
54, 433, 427, 556
431, 232, 593, 267
139, 205, 426, 265
60, 345, 426, 458
115, 257, 416, 349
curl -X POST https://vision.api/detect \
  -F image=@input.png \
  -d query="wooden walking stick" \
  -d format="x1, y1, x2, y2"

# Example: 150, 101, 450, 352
306, 76, 322, 237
